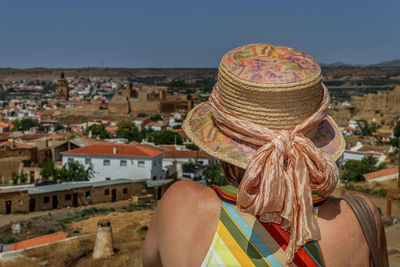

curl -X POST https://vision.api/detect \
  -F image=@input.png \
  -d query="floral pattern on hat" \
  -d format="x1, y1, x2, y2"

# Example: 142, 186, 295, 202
223, 44, 319, 84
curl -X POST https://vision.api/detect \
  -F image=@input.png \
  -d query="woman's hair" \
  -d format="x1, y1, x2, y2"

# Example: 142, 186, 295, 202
220, 161, 245, 187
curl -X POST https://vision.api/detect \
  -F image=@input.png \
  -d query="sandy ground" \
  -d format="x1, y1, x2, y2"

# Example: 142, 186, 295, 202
1, 183, 399, 266
0, 200, 134, 228
71, 210, 153, 267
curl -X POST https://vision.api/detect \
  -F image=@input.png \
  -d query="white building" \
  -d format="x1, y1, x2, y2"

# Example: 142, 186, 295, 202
364, 167, 399, 183
133, 118, 150, 130
145, 121, 166, 132
61, 143, 164, 182
342, 150, 385, 164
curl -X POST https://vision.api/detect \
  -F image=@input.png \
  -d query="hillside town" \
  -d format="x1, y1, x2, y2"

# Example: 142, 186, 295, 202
0, 68, 399, 265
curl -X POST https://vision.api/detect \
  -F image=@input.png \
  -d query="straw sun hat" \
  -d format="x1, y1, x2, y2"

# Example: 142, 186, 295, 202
183, 43, 345, 169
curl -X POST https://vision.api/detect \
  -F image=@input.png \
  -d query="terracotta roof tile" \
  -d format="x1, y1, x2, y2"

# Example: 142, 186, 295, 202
0, 132, 11, 141
161, 146, 209, 159
364, 168, 399, 180
10, 231, 68, 251
62, 143, 163, 157
5, 141, 36, 149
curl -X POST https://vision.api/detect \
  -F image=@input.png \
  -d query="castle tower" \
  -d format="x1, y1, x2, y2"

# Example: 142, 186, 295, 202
187, 94, 193, 111
56, 72, 68, 101
122, 82, 138, 98
159, 87, 167, 101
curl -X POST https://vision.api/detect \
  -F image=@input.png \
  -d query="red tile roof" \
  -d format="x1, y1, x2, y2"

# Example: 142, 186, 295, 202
5, 141, 36, 149
10, 231, 68, 251
344, 126, 355, 131
364, 168, 399, 180
161, 146, 209, 159
18, 133, 65, 141
62, 143, 163, 157
0, 132, 11, 141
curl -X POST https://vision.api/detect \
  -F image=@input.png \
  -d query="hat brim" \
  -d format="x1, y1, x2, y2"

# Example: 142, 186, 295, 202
183, 102, 345, 169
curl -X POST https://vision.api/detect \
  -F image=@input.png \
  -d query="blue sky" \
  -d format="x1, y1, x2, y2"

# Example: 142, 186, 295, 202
0, 0, 399, 68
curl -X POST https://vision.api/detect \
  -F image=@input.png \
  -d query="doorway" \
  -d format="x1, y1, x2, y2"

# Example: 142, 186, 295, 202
29, 198, 35, 212
52, 195, 58, 209
111, 189, 117, 202
30, 171, 35, 184
6, 200, 12, 214
72, 193, 78, 207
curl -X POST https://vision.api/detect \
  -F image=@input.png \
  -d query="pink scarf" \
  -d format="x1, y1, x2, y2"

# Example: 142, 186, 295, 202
209, 83, 339, 263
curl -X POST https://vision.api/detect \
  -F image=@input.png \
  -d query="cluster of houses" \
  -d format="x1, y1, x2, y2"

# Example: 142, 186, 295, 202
0, 118, 217, 214
342, 119, 396, 144
340, 119, 399, 184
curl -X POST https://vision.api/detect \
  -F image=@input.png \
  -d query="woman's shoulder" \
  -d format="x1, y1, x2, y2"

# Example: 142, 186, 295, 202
143, 180, 222, 266
159, 180, 221, 212
317, 194, 387, 266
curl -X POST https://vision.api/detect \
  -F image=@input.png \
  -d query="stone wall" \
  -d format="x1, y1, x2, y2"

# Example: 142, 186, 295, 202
0, 190, 29, 214
30, 187, 92, 212
331, 85, 400, 127
0, 160, 24, 184
108, 96, 130, 114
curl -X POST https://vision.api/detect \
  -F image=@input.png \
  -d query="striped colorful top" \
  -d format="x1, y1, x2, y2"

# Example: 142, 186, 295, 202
201, 185, 331, 267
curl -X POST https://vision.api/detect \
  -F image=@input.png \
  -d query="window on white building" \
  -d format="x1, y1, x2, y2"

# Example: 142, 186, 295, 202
138, 160, 145, 167
68, 158, 73, 163
103, 159, 110, 166
120, 160, 127, 167
85, 158, 91, 165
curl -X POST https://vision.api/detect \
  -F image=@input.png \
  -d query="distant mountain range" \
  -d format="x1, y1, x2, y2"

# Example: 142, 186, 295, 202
320, 59, 400, 67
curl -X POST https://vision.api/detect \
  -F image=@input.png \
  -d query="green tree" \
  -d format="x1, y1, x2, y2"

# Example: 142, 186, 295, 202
185, 144, 199, 150
389, 138, 399, 148
394, 121, 400, 138
182, 160, 196, 172
115, 120, 140, 142
137, 112, 148, 118
56, 160, 94, 182
11, 120, 22, 131
342, 155, 386, 182
204, 163, 225, 186
12, 119, 39, 131
21, 119, 38, 130
148, 130, 182, 145
139, 128, 153, 142
86, 124, 111, 139
356, 119, 372, 136
150, 114, 162, 121
11, 171, 19, 184
54, 124, 64, 131
19, 171, 28, 184
40, 159, 57, 181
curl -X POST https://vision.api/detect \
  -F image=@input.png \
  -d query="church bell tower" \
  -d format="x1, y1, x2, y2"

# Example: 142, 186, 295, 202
56, 72, 69, 101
